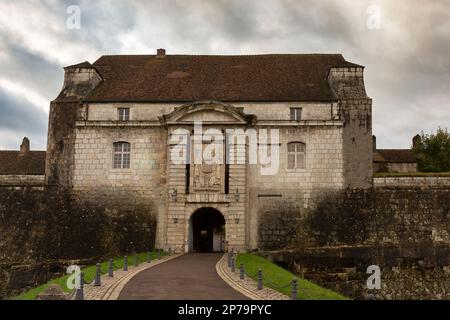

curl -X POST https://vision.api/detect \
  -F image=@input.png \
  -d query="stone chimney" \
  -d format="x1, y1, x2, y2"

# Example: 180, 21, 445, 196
20, 137, 30, 154
157, 48, 166, 57
372, 135, 377, 152
412, 134, 421, 149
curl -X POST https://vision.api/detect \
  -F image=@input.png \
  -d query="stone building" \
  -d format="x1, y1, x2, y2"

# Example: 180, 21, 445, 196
0, 137, 45, 189
372, 135, 418, 173
46, 50, 372, 252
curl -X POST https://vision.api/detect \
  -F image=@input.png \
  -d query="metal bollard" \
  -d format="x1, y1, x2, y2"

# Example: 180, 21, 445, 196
291, 279, 298, 300
124, 256, 128, 271
227, 252, 232, 268
240, 263, 245, 280
108, 259, 114, 277
158, 249, 161, 260
134, 254, 139, 267
147, 251, 152, 263
168, 247, 172, 255
94, 263, 101, 286
231, 256, 235, 272
75, 272, 84, 300
257, 269, 263, 290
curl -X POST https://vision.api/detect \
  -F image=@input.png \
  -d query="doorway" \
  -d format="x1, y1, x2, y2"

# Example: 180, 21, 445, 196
190, 208, 225, 252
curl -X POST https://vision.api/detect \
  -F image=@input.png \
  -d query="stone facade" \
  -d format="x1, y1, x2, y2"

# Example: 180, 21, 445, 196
45, 53, 372, 253
0, 175, 44, 189
373, 162, 417, 173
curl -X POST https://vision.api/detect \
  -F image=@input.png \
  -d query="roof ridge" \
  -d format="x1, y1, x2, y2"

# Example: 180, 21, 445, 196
95, 53, 344, 58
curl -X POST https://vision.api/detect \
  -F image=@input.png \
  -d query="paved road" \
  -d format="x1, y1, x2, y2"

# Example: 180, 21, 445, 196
118, 253, 248, 300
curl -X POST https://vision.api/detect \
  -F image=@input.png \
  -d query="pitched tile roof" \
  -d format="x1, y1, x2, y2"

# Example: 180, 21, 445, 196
83, 54, 362, 102
0, 151, 46, 175
373, 149, 417, 163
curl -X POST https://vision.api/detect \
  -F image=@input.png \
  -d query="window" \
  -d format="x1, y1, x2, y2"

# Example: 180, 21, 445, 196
113, 142, 131, 169
118, 108, 130, 121
290, 108, 302, 121
287, 142, 306, 169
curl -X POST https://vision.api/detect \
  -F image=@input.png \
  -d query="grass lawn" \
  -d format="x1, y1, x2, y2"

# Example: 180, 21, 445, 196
236, 253, 348, 300
374, 172, 450, 177
12, 251, 167, 300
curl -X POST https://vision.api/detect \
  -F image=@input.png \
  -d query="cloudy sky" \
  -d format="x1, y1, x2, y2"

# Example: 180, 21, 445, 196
0, 0, 449, 150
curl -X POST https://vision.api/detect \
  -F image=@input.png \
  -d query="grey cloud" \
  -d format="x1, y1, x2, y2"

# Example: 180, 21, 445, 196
0, 0, 449, 150
0, 87, 48, 135
0, 33, 63, 97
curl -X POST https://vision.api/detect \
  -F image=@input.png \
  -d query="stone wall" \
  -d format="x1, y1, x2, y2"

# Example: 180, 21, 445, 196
328, 67, 373, 189
374, 176, 450, 188
257, 187, 450, 250
386, 162, 417, 173
248, 126, 344, 249
256, 186, 450, 299
0, 175, 45, 187
0, 187, 157, 298
46, 101, 78, 186
262, 245, 450, 299
86, 101, 337, 122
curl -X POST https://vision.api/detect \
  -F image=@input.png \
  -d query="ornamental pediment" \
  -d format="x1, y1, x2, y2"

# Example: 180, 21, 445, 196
159, 101, 256, 126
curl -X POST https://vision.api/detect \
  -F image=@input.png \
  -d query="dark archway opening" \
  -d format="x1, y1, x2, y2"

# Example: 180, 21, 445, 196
191, 208, 225, 253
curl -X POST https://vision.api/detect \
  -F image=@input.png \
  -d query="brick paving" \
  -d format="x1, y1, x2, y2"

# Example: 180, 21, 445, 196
118, 253, 248, 300
83, 254, 182, 300
216, 254, 290, 300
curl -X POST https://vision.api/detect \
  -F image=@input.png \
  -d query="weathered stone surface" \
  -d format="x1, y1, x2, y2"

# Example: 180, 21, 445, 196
263, 244, 450, 299
0, 187, 156, 299
35, 284, 67, 300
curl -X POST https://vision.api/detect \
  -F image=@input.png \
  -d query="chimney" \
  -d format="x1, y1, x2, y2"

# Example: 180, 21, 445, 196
412, 134, 421, 149
372, 135, 377, 152
20, 137, 30, 154
156, 48, 166, 57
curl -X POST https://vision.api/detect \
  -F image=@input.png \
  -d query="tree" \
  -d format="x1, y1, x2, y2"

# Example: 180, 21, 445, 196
413, 127, 450, 172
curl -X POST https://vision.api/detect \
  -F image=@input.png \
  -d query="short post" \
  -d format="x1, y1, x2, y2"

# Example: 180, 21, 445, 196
158, 249, 161, 260
227, 251, 232, 268
291, 279, 298, 300
231, 256, 235, 272
124, 256, 128, 271
108, 259, 114, 277
94, 263, 101, 286
147, 251, 152, 263
134, 253, 139, 267
74, 272, 84, 300
257, 269, 263, 290
240, 263, 245, 280
168, 247, 172, 255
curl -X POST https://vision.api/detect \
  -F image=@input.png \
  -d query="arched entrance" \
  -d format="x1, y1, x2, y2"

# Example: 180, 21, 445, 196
189, 208, 226, 253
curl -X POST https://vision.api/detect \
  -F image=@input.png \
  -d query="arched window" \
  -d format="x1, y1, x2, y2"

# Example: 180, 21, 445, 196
113, 142, 131, 169
287, 142, 306, 169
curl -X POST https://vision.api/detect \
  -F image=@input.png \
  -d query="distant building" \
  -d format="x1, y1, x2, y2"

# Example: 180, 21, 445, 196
0, 137, 46, 189
372, 135, 418, 173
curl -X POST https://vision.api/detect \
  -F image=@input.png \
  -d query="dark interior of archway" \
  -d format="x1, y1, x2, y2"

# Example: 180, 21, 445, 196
192, 208, 225, 253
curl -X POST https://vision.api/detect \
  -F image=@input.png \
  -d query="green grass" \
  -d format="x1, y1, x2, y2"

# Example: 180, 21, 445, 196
236, 253, 348, 300
12, 251, 167, 300
374, 172, 450, 177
